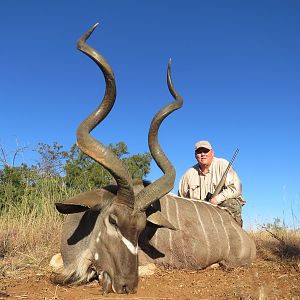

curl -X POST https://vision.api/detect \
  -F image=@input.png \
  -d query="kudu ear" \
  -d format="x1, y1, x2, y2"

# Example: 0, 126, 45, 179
55, 202, 90, 214
147, 211, 177, 230
55, 189, 115, 214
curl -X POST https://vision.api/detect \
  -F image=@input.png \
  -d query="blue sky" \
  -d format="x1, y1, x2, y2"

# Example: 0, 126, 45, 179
1, 1, 299, 229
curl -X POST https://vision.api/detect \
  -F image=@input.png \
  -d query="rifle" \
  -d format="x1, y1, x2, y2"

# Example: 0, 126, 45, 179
205, 148, 239, 202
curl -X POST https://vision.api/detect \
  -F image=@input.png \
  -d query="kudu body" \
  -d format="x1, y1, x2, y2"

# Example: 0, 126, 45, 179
52, 23, 256, 294
139, 193, 256, 269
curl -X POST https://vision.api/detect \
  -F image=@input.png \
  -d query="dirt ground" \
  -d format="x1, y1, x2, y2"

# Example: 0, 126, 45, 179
1, 255, 300, 300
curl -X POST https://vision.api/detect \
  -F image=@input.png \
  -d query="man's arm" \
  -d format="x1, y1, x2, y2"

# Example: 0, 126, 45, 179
213, 167, 242, 203
178, 175, 188, 198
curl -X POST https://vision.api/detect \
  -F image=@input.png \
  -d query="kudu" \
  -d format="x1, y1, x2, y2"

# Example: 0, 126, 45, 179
52, 23, 256, 294
51, 23, 183, 294
138, 193, 256, 270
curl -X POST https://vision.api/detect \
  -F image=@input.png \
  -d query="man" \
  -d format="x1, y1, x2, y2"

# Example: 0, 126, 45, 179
178, 140, 245, 226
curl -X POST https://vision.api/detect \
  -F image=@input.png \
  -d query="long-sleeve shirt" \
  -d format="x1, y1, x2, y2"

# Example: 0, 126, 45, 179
178, 157, 245, 204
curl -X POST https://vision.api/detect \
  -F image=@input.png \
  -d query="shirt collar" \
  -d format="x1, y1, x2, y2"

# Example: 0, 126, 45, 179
197, 157, 215, 175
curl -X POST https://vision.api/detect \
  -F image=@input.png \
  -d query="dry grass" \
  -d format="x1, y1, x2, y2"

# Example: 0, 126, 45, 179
0, 179, 66, 279
251, 229, 300, 269
0, 176, 79, 278
0, 213, 62, 278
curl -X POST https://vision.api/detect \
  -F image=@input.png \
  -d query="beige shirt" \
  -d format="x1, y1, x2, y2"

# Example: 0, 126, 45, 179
178, 157, 245, 204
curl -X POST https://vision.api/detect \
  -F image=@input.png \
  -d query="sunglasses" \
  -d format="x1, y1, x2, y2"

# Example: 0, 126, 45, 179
195, 148, 211, 154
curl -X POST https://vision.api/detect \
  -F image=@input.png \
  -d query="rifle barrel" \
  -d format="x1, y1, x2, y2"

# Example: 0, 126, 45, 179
211, 148, 239, 198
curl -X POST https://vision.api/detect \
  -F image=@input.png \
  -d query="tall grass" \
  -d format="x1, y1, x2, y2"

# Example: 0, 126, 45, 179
0, 176, 80, 276
251, 218, 300, 265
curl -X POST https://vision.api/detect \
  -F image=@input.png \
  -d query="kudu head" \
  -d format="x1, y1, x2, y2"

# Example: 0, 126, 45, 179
55, 23, 183, 294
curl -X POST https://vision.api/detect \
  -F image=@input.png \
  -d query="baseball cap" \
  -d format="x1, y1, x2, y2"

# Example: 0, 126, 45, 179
195, 140, 212, 151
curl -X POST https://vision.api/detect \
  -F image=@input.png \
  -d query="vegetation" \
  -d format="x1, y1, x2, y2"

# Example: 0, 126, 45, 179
253, 218, 300, 262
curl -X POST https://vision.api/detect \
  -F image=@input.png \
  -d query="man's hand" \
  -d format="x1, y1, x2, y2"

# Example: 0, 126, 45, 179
209, 197, 218, 205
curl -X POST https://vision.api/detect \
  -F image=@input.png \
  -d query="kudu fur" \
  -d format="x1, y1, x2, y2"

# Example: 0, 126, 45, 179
51, 23, 183, 294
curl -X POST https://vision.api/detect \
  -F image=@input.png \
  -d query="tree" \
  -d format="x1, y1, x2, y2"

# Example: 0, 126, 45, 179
0, 143, 28, 168
0, 144, 35, 210
110, 141, 152, 179
35, 142, 68, 177
0, 163, 36, 209
63, 143, 111, 191
63, 142, 152, 191
123, 153, 152, 179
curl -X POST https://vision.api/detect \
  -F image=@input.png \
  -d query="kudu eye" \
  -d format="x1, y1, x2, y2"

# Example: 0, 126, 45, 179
109, 215, 118, 227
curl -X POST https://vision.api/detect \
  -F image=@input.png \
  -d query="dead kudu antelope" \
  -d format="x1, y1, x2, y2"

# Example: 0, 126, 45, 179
51, 23, 256, 294
51, 23, 182, 294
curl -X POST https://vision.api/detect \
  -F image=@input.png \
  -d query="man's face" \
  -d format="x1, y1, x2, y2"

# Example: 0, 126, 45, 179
195, 147, 214, 168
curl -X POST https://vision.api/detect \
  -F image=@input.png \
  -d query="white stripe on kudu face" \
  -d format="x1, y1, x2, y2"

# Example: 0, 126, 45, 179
96, 231, 101, 243
105, 216, 138, 255
121, 235, 138, 255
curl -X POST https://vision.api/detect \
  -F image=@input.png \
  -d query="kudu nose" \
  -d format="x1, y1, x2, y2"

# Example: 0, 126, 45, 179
123, 285, 129, 294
